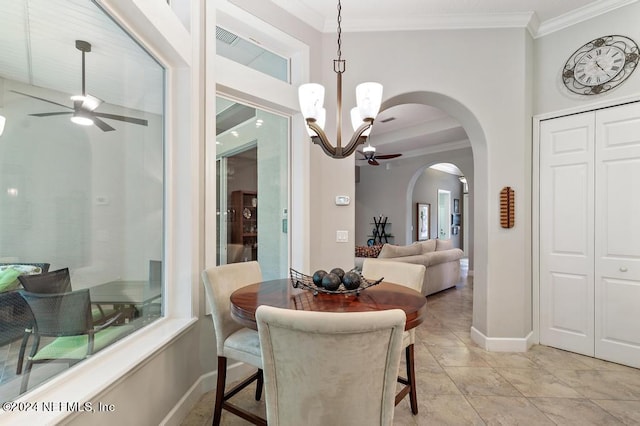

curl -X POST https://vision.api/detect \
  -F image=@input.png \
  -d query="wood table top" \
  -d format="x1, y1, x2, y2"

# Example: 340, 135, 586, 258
230, 278, 427, 331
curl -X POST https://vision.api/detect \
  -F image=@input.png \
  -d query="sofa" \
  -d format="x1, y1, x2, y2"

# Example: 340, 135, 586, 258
354, 239, 463, 296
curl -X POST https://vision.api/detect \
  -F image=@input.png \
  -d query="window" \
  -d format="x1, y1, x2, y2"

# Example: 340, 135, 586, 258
216, 26, 289, 83
0, 0, 164, 399
215, 97, 289, 280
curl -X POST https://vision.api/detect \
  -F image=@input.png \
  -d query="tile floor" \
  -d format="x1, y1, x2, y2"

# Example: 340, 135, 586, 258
182, 262, 640, 425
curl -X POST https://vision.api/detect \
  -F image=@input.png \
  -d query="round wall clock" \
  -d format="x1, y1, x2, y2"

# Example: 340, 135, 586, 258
562, 35, 639, 95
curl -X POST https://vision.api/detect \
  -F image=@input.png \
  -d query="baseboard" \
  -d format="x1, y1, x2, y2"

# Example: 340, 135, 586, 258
470, 327, 534, 352
160, 362, 256, 426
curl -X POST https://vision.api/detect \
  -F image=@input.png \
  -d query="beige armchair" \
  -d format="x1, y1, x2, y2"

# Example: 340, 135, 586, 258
362, 258, 426, 414
201, 261, 265, 426
256, 305, 406, 426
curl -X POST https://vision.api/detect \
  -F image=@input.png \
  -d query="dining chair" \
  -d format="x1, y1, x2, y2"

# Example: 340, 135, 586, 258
18, 289, 131, 393
15, 268, 113, 374
256, 305, 406, 426
362, 258, 426, 415
201, 261, 265, 426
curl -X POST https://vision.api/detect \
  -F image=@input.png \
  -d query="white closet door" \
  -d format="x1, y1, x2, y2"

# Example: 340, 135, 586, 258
595, 103, 640, 368
540, 113, 595, 356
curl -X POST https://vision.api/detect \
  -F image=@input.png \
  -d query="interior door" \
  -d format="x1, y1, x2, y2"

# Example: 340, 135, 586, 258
539, 113, 595, 356
594, 103, 640, 368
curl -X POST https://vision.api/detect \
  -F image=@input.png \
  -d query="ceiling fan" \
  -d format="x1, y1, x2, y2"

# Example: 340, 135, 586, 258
357, 144, 402, 166
12, 40, 148, 132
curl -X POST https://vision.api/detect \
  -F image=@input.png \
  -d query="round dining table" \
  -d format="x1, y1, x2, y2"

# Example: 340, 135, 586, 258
230, 278, 427, 331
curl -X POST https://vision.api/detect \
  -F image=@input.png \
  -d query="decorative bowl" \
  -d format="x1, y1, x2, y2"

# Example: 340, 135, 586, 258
289, 268, 383, 296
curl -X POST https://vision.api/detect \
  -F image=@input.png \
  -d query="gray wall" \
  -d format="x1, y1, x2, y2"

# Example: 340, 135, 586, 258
412, 168, 463, 247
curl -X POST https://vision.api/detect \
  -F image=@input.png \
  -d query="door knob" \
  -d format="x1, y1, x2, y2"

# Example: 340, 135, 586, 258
620, 267, 628, 272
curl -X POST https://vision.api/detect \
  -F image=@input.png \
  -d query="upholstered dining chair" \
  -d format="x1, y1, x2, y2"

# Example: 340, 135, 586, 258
362, 258, 426, 415
18, 289, 131, 393
256, 305, 406, 426
201, 261, 265, 426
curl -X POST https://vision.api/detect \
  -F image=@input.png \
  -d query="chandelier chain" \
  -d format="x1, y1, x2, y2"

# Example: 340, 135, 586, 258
336, 0, 342, 61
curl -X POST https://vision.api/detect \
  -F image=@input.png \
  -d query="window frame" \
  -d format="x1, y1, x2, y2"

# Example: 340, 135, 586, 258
6, 1, 198, 423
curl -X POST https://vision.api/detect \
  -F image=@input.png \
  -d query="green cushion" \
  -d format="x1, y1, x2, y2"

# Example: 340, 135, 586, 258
32, 325, 133, 361
0, 268, 21, 292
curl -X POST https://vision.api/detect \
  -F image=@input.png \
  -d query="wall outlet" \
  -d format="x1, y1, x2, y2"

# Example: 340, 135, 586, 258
336, 230, 348, 242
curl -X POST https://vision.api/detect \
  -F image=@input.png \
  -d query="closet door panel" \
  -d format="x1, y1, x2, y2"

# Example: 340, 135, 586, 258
540, 113, 595, 356
595, 103, 640, 368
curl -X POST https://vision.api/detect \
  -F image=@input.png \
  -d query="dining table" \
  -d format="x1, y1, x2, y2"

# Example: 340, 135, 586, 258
230, 278, 427, 331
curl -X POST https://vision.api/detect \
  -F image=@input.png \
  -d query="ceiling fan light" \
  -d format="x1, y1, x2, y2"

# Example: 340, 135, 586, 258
70, 111, 94, 126
350, 107, 371, 136
298, 83, 325, 120
362, 144, 376, 153
356, 82, 383, 120
0, 115, 5, 136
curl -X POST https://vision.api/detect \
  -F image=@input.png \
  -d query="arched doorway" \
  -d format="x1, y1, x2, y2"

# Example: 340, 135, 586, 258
375, 91, 488, 341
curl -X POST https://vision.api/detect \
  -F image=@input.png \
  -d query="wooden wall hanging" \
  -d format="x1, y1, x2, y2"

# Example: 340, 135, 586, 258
500, 186, 515, 228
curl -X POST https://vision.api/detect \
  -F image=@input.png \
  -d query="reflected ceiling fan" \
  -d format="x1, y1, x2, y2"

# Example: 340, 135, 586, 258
12, 40, 148, 132
357, 144, 402, 166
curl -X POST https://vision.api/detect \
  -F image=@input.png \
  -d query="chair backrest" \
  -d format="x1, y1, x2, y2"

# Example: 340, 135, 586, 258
0, 263, 50, 274
201, 261, 263, 353
18, 268, 71, 294
256, 306, 406, 426
362, 259, 425, 293
20, 289, 92, 337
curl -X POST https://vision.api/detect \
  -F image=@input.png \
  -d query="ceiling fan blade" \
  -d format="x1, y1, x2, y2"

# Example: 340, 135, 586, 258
369, 158, 380, 166
29, 112, 73, 117
93, 112, 148, 126
11, 90, 73, 110
375, 153, 402, 160
92, 117, 116, 132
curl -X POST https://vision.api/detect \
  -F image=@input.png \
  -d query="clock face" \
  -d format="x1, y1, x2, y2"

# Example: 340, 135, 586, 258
563, 35, 639, 95
573, 46, 625, 86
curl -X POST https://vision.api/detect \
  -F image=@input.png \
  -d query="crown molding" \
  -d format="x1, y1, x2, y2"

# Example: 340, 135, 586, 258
268, 0, 639, 39
331, 12, 535, 33
535, 0, 639, 38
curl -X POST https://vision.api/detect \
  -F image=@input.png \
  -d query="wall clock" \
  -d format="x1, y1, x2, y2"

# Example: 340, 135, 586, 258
562, 35, 639, 95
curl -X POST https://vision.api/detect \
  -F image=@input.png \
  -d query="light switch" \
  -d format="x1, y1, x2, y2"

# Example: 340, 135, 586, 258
335, 195, 350, 205
336, 230, 348, 242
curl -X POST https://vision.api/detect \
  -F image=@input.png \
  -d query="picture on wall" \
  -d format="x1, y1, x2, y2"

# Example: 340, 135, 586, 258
417, 203, 430, 241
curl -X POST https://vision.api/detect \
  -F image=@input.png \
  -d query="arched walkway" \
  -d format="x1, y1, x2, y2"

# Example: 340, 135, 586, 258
379, 91, 490, 339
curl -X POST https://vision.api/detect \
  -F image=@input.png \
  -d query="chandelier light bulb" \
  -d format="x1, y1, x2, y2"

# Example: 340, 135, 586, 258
356, 82, 383, 120
0, 115, 5, 136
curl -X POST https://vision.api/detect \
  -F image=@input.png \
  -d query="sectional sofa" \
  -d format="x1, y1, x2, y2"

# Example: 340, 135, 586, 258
354, 239, 464, 296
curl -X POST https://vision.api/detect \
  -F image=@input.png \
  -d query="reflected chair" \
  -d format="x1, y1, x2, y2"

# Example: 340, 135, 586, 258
256, 305, 406, 426
362, 259, 426, 414
16, 268, 112, 374
19, 289, 131, 393
201, 261, 265, 426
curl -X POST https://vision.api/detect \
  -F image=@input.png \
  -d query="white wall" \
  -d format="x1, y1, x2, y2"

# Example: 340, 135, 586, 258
534, 2, 640, 115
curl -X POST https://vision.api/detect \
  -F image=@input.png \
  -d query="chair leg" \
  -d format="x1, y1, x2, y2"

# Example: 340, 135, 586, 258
19, 360, 33, 394
15, 331, 31, 374
255, 369, 263, 401
212, 357, 227, 426
406, 344, 418, 414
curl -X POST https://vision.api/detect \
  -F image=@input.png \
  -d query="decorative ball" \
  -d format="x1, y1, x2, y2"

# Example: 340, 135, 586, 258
321, 272, 342, 291
330, 267, 345, 280
342, 271, 361, 290
312, 270, 327, 286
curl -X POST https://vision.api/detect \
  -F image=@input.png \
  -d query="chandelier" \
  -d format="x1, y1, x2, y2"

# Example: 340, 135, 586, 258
298, 0, 383, 159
